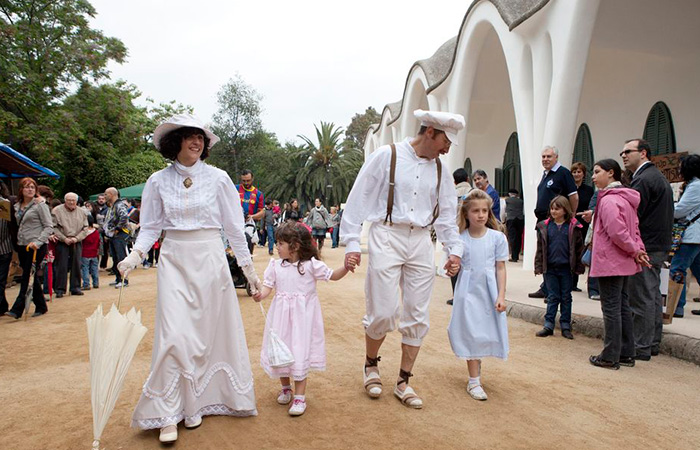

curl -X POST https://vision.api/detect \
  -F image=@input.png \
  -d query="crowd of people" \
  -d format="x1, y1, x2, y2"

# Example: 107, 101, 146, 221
0, 178, 151, 319
1, 109, 698, 445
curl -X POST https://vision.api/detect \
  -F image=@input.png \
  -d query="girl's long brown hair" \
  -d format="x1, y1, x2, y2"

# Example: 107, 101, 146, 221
274, 221, 320, 274
458, 189, 504, 233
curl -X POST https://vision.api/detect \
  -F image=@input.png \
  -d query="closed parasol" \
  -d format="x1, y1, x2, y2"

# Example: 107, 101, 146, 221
259, 302, 295, 368
86, 285, 147, 449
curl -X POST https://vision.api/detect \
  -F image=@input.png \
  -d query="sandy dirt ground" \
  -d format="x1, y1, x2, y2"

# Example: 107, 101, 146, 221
1, 245, 699, 450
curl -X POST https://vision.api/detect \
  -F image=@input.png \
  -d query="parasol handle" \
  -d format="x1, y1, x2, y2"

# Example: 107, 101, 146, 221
116, 277, 127, 312
259, 302, 268, 321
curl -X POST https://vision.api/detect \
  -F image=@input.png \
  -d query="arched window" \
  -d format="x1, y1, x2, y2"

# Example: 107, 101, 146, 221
501, 132, 522, 196
643, 101, 676, 156
572, 123, 595, 185
464, 157, 473, 179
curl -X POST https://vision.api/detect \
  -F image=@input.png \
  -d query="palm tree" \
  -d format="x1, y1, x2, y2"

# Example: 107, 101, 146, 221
297, 121, 353, 206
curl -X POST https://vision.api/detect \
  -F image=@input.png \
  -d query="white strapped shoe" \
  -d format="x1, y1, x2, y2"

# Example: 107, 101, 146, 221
467, 384, 488, 401
288, 398, 307, 416
277, 387, 293, 405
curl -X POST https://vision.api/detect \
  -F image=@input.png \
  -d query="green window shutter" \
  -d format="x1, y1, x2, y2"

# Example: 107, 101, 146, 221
501, 132, 521, 196
464, 157, 473, 178
573, 123, 595, 185
643, 101, 676, 156
494, 168, 504, 196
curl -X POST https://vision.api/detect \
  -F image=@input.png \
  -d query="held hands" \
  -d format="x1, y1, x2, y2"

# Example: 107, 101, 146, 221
344, 252, 361, 272
635, 250, 652, 268
241, 264, 262, 296
117, 250, 142, 279
443, 255, 461, 277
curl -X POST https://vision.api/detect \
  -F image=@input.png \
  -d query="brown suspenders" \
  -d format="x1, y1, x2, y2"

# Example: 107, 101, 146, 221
383, 143, 442, 226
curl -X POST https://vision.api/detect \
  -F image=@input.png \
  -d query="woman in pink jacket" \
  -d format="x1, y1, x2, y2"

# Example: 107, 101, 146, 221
589, 159, 650, 370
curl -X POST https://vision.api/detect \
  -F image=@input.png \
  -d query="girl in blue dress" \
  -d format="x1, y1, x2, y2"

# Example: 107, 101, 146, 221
447, 189, 509, 401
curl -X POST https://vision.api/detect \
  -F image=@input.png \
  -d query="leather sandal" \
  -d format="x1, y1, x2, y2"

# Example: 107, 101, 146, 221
393, 369, 423, 409
363, 356, 382, 398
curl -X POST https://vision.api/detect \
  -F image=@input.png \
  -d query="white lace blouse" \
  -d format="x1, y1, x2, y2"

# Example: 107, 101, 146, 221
133, 159, 252, 266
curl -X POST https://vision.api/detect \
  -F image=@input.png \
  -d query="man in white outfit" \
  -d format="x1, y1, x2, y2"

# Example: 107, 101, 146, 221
341, 109, 465, 408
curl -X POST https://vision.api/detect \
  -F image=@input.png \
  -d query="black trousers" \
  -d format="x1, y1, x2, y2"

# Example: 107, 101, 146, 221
598, 275, 635, 362
10, 245, 48, 317
0, 251, 12, 314
109, 232, 129, 283
54, 241, 83, 294
506, 218, 524, 261
100, 235, 110, 269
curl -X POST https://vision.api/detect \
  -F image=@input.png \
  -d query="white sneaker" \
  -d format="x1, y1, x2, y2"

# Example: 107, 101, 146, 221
467, 384, 488, 401
114, 282, 129, 288
159, 424, 178, 443
277, 387, 293, 405
184, 415, 202, 429
288, 398, 307, 416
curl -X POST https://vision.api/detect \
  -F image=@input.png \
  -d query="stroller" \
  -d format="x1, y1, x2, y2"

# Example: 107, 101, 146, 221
226, 250, 253, 297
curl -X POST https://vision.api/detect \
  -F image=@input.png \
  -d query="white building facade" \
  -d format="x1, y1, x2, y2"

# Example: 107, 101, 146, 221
364, 0, 700, 269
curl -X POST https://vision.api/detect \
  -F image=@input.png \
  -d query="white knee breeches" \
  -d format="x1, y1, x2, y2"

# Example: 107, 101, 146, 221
363, 222, 435, 346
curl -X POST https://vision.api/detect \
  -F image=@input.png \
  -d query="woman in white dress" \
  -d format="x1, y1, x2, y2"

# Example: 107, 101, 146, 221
118, 114, 262, 444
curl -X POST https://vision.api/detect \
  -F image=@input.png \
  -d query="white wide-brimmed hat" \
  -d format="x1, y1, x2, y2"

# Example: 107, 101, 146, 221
152, 114, 220, 150
414, 109, 465, 145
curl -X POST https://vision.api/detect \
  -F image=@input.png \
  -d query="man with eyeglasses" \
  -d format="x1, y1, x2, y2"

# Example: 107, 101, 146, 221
620, 138, 673, 361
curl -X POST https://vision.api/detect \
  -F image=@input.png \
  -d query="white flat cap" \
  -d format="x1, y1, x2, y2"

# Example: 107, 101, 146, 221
414, 109, 465, 145
153, 113, 220, 150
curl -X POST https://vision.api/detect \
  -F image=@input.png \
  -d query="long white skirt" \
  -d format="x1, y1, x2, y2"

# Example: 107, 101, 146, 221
131, 229, 257, 429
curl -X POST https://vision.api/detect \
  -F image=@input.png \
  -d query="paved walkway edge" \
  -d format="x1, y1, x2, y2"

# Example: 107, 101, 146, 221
506, 301, 700, 367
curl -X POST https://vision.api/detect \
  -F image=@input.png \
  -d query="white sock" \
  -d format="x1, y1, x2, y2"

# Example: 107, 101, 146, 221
468, 376, 480, 386
294, 395, 305, 402
281, 385, 292, 390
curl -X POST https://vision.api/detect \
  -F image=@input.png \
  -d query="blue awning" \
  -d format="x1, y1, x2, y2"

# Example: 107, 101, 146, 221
0, 142, 60, 179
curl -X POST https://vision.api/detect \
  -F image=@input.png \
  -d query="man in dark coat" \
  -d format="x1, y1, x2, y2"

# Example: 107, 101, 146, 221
621, 138, 673, 360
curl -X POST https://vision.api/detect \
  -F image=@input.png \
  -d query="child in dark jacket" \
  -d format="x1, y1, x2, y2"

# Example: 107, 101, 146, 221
534, 196, 584, 339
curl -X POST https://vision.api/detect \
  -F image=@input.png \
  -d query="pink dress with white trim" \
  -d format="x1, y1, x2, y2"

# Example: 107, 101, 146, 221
260, 257, 332, 380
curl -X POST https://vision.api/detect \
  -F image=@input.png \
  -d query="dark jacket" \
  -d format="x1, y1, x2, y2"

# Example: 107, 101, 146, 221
629, 162, 673, 252
534, 217, 585, 275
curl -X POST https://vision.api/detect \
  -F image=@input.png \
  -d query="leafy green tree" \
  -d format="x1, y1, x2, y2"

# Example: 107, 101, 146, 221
210, 74, 263, 176
0, 0, 126, 156
58, 82, 167, 195
344, 106, 380, 150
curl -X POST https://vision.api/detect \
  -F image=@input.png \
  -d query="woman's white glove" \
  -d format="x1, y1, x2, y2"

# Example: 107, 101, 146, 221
241, 264, 261, 295
117, 250, 142, 279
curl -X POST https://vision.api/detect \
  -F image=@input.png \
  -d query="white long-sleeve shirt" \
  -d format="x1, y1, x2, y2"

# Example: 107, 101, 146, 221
340, 138, 463, 257
134, 159, 252, 266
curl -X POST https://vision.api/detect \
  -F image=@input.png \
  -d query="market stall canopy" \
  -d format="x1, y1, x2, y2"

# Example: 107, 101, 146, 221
89, 182, 145, 201
0, 142, 60, 179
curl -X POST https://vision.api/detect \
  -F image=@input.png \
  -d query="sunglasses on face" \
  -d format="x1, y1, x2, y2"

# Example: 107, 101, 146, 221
620, 149, 640, 157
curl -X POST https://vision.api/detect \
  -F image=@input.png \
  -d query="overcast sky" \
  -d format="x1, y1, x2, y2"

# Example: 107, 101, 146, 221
89, 1, 468, 144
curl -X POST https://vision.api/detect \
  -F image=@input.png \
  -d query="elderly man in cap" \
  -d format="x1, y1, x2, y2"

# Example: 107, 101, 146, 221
341, 109, 464, 409
52, 192, 90, 297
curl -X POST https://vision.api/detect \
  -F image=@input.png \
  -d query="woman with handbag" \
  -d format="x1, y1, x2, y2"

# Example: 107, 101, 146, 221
5, 178, 53, 319
588, 159, 650, 369
668, 154, 700, 318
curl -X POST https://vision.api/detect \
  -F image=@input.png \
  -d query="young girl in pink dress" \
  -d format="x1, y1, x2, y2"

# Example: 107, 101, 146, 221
254, 221, 352, 416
